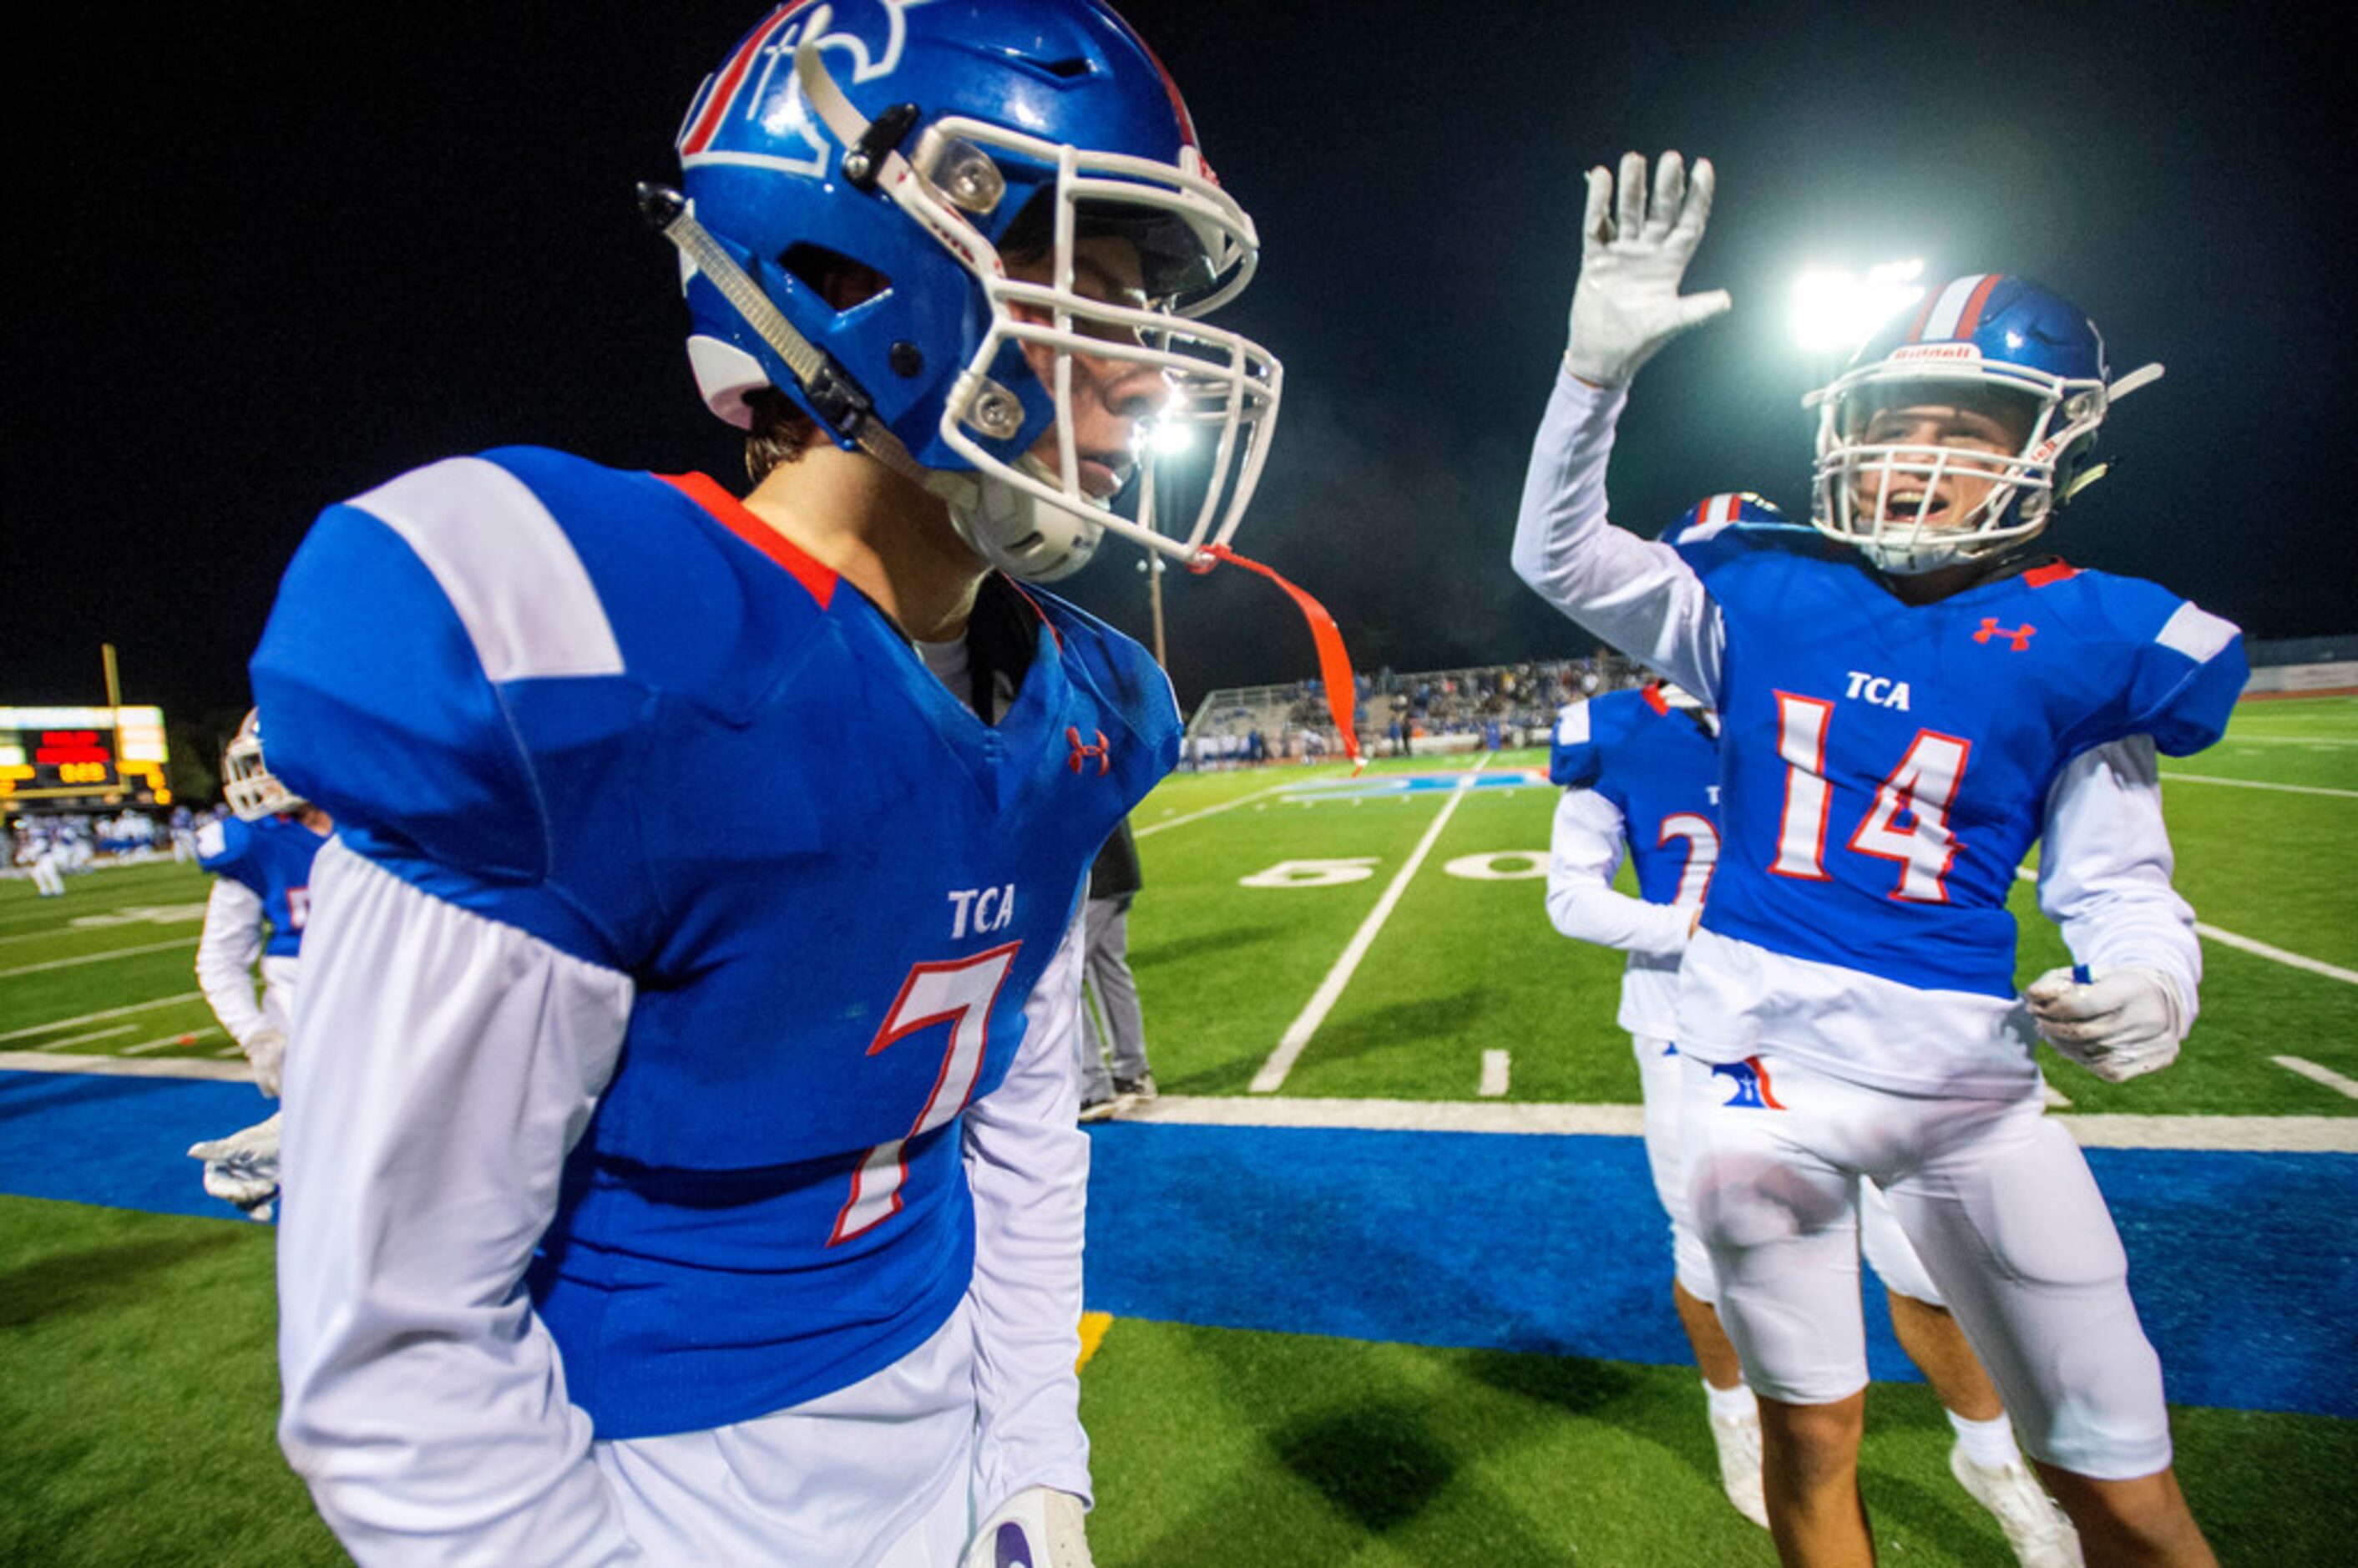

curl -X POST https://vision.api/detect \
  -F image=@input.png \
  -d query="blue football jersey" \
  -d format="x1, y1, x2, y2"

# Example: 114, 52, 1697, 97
1549, 686, 1721, 908
195, 813, 327, 959
250, 449, 1178, 1438
1671, 523, 2246, 997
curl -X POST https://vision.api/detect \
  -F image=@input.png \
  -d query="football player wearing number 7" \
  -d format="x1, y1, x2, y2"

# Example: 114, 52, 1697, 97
248, 3, 1283, 1563
1512, 151, 2236, 1565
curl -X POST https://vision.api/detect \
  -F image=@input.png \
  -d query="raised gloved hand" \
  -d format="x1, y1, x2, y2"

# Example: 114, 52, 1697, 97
189, 1111, 283, 1221
962, 1486, 1093, 1568
1565, 150, 1732, 387
2025, 966, 2186, 1084
241, 1025, 286, 1097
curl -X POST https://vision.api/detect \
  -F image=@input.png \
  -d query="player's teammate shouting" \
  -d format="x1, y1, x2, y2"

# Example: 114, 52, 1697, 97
1512, 151, 2233, 1566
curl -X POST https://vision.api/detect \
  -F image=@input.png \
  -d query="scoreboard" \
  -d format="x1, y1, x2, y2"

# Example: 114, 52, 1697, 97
0, 706, 172, 807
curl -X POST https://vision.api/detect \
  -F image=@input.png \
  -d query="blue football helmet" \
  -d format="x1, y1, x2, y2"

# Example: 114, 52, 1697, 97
222, 709, 304, 822
1804, 275, 2162, 574
666, 0, 1281, 580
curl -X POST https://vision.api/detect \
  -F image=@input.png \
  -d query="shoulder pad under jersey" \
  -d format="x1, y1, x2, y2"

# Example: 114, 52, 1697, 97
251, 451, 638, 883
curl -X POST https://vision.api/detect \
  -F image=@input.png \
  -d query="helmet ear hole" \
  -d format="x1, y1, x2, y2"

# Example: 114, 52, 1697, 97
778, 244, 893, 311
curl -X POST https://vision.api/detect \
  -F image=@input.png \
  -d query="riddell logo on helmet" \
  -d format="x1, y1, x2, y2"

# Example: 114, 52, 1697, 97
1891, 343, 1981, 362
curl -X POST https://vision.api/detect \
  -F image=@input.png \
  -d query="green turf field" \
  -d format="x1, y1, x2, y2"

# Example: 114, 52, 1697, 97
3, 696, 2353, 1564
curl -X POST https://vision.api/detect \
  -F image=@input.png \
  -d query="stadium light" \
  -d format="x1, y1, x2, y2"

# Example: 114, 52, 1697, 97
1790, 259, 1926, 356
1147, 418, 1197, 458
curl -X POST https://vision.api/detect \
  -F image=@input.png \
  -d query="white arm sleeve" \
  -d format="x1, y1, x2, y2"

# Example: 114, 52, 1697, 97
195, 878, 269, 1046
1547, 790, 1694, 959
276, 837, 648, 1566
1510, 365, 1725, 702
2037, 737, 2201, 1024
961, 908, 1095, 1515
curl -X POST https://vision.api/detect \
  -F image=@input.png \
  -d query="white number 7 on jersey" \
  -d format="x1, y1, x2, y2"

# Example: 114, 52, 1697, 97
829, 942, 1022, 1247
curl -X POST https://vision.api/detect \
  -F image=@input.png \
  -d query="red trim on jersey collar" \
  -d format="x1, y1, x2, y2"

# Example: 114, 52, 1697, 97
2023, 560, 2080, 589
998, 577, 1065, 650
1642, 682, 1671, 716
659, 473, 837, 609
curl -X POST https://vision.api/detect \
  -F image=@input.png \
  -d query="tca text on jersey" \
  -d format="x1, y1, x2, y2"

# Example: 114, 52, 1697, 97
948, 884, 1018, 940
1844, 671, 1912, 711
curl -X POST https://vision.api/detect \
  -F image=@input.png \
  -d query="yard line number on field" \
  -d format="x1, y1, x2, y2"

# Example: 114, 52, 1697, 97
1251, 756, 1492, 1094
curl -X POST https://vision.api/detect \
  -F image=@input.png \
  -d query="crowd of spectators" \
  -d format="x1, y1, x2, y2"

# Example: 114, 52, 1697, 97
1182, 651, 1647, 767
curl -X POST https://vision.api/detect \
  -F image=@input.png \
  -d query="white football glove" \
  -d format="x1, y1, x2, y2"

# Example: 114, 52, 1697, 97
189, 1111, 283, 1220
961, 1486, 1093, 1568
240, 1025, 286, 1098
2025, 966, 2186, 1084
1564, 150, 1733, 387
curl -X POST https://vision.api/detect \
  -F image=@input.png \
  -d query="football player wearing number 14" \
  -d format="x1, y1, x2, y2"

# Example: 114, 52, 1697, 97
250, 3, 1282, 1564
1512, 152, 2237, 1565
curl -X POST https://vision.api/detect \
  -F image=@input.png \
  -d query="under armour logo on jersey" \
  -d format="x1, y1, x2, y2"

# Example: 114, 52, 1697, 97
1067, 727, 1111, 776
1973, 618, 2037, 651
1711, 1057, 1787, 1110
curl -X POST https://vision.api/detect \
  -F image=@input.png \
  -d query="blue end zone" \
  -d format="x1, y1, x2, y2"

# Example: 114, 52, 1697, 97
7, 1069, 2349, 1419
1082, 1121, 2358, 1420
0, 1070, 276, 1222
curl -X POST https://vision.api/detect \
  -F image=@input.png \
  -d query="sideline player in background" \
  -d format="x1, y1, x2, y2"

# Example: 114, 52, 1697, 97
1548, 655, 2079, 1565
1077, 817, 1157, 1120
250, 3, 1280, 1564
184, 711, 332, 1222
1513, 153, 2232, 1565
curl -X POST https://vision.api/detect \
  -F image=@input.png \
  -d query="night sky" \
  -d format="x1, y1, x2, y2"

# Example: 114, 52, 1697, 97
12, 3, 2353, 738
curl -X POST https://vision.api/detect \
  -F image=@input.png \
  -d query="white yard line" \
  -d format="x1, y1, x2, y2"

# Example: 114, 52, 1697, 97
2272, 1056, 2358, 1100
2011, 867, 2356, 985
122, 1026, 221, 1056
1251, 758, 1493, 1093
2207, 735, 2358, 746
0, 1050, 255, 1083
0, 992, 205, 1043
1117, 1093, 2358, 1152
2194, 923, 2358, 985
1478, 1050, 1510, 1098
0, 937, 198, 979
1135, 781, 1302, 838
2162, 772, 2358, 799
36, 1025, 136, 1052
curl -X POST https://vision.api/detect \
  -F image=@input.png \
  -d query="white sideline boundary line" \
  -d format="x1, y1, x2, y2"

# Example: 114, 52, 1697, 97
0, 992, 205, 1043
0, 1050, 256, 1083
1136, 782, 1299, 838
0, 1061, 2345, 1149
2162, 772, 2358, 799
1119, 1094, 2358, 1152
1251, 757, 1492, 1093
0, 937, 198, 979
2194, 923, 2358, 985
2010, 867, 2356, 985
2272, 1056, 2358, 1100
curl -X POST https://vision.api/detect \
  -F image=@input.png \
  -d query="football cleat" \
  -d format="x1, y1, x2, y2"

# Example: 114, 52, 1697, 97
1708, 1407, 1771, 1530
1949, 1444, 2085, 1567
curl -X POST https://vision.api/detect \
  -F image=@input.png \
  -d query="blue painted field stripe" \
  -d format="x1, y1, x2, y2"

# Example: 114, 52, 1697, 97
0, 1070, 276, 1222
1081, 1121, 2358, 1420
7, 1069, 2350, 1419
